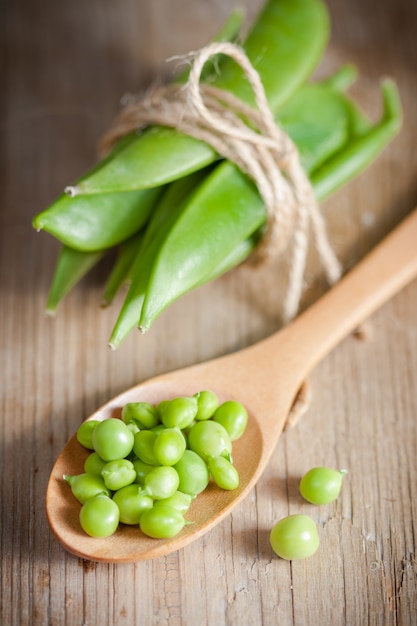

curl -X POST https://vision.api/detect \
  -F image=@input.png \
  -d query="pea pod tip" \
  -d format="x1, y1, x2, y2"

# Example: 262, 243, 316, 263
64, 185, 80, 198
32, 216, 43, 232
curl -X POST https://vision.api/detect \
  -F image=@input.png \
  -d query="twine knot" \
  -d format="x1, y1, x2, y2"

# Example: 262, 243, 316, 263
100, 41, 341, 323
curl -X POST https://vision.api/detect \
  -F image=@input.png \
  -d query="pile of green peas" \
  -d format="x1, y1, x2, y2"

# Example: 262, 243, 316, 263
65, 390, 248, 539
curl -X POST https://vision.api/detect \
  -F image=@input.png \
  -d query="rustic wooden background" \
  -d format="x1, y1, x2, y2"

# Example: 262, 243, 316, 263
1, 0, 417, 624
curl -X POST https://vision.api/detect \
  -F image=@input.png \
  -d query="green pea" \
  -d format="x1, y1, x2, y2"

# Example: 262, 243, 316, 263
76, 420, 100, 450
84, 451, 107, 476
153, 427, 186, 466
133, 458, 157, 485
63, 473, 110, 504
187, 420, 232, 461
144, 466, 180, 500
125, 421, 140, 435
173, 450, 210, 496
299, 467, 347, 504
213, 400, 248, 441
101, 459, 137, 491
151, 424, 166, 435
112, 484, 153, 525
207, 456, 240, 490
92, 418, 134, 462
79, 495, 120, 538
156, 400, 170, 417
140, 504, 186, 539
270, 514, 320, 561
160, 397, 198, 430
194, 390, 219, 420
133, 430, 159, 465
182, 419, 196, 433
153, 491, 194, 514
122, 401, 159, 430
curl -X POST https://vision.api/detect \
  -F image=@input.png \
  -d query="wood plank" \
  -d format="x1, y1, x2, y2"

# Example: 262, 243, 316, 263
1, 0, 416, 624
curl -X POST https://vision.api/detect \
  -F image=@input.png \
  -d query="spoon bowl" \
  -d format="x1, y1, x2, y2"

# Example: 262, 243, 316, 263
47, 379, 266, 562
46, 207, 417, 562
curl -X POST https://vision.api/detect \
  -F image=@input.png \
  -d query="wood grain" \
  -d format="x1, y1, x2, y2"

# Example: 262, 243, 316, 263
1, 0, 416, 624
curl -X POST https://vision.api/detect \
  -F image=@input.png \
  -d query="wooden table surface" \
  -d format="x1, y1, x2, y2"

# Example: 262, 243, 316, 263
1, 0, 417, 624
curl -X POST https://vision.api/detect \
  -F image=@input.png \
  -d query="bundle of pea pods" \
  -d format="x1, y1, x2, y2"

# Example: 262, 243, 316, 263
33, 0, 401, 348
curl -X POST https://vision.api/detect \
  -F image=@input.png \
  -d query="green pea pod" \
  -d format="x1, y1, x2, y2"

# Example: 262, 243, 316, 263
191, 232, 261, 290
102, 230, 144, 306
33, 187, 161, 252
210, 7, 245, 44
175, 7, 246, 83
311, 79, 402, 199
70, 0, 330, 195
276, 82, 353, 173
110, 231, 258, 348
141, 169, 212, 255
32, 126, 140, 248
136, 163, 266, 332
277, 65, 372, 147
202, 81, 402, 295
136, 80, 401, 333
109, 171, 209, 348
213, 0, 329, 111
104, 168, 211, 309
320, 64, 358, 93
46, 246, 106, 314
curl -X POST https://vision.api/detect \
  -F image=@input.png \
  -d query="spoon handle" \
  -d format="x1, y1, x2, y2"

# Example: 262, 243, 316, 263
254, 207, 417, 391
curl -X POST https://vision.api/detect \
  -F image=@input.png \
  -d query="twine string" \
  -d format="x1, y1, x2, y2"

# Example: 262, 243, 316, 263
99, 41, 342, 323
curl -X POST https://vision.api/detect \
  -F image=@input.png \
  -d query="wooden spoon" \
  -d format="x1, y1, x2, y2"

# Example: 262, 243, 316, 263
46, 207, 417, 562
